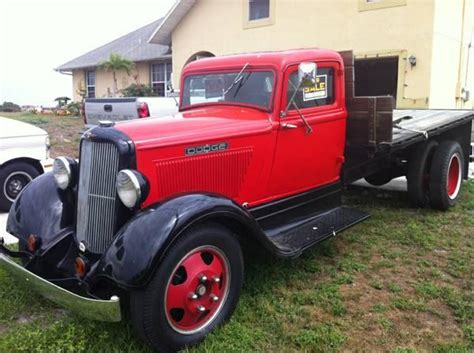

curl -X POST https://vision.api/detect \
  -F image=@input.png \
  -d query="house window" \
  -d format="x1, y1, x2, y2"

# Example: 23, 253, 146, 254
249, 0, 269, 21
243, 0, 274, 29
86, 70, 95, 98
151, 62, 172, 97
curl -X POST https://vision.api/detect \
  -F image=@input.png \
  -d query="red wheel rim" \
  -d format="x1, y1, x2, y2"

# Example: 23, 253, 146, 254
164, 246, 230, 334
447, 153, 461, 199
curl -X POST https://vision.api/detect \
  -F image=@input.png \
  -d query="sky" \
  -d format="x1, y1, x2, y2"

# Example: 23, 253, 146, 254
0, 0, 176, 106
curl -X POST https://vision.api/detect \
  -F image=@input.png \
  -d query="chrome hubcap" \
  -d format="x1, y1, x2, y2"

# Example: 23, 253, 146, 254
196, 284, 207, 297
3, 171, 33, 202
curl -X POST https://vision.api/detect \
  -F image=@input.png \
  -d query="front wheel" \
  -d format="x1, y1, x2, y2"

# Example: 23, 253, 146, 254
130, 223, 244, 352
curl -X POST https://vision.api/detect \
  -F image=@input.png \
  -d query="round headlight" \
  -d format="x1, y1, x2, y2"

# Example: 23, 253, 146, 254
53, 157, 75, 190
116, 170, 148, 209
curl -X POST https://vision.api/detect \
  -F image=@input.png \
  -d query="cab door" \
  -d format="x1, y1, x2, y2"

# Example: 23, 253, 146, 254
268, 61, 346, 198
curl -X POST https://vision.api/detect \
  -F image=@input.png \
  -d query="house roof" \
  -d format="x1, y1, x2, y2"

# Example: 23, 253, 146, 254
56, 19, 170, 72
148, 0, 196, 45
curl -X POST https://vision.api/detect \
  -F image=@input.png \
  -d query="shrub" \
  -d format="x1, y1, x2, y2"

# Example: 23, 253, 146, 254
65, 102, 82, 116
0, 101, 21, 112
121, 83, 155, 97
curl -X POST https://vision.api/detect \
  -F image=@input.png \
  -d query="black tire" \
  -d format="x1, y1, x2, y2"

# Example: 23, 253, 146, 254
407, 140, 438, 207
364, 169, 392, 186
130, 223, 244, 352
429, 141, 464, 211
0, 162, 40, 212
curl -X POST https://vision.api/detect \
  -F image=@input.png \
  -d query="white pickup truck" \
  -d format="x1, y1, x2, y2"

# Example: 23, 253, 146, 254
84, 96, 179, 126
0, 117, 53, 211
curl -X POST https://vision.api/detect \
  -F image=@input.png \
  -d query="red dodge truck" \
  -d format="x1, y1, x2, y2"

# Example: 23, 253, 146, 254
1, 49, 473, 352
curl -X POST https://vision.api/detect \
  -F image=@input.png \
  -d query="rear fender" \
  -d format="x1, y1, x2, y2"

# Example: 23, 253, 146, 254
95, 193, 271, 288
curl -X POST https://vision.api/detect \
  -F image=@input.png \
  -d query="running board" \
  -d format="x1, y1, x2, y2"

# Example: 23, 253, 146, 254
264, 206, 370, 257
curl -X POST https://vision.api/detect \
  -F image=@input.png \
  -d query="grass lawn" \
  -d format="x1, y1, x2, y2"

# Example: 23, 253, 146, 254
1, 112, 83, 158
0, 113, 472, 352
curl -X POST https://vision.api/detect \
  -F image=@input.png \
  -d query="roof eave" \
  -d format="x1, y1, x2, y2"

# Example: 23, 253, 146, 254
55, 65, 96, 73
148, 0, 196, 45
54, 66, 74, 74
55, 54, 173, 73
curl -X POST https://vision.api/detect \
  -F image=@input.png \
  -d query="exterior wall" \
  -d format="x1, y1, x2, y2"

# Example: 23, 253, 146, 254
430, 0, 474, 109
71, 61, 152, 101
95, 61, 151, 98
171, 0, 436, 108
72, 69, 85, 102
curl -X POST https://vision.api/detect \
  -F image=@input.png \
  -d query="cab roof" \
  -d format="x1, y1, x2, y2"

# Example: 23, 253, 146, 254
182, 48, 343, 74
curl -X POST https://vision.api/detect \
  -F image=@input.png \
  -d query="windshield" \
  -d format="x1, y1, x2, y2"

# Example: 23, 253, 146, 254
181, 70, 275, 110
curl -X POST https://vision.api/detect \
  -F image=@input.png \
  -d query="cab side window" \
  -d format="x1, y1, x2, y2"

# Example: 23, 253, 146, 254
287, 67, 334, 109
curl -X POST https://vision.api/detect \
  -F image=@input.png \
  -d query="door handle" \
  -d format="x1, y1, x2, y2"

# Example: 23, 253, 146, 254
282, 123, 298, 129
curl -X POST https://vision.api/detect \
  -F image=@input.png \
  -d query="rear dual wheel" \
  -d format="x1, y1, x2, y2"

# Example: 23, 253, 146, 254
407, 140, 464, 210
429, 141, 464, 210
407, 140, 438, 207
130, 224, 243, 352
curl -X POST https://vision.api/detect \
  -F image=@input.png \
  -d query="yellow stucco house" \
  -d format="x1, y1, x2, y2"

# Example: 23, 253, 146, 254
56, 19, 172, 102
149, 0, 474, 110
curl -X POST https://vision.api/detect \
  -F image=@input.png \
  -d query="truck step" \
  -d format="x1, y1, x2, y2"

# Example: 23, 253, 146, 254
266, 206, 369, 256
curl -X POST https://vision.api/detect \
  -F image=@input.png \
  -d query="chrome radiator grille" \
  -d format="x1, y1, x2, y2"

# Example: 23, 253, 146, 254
76, 140, 120, 253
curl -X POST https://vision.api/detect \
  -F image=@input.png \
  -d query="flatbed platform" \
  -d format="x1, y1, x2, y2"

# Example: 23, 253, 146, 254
343, 107, 473, 184
392, 109, 474, 147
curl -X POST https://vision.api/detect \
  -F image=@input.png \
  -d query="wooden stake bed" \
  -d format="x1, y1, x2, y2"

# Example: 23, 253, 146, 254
339, 50, 395, 149
339, 50, 474, 184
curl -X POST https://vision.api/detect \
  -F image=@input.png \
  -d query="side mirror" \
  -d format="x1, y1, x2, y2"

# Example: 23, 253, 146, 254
280, 62, 318, 134
167, 72, 175, 93
298, 62, 317, 87
166, 75, 179, 106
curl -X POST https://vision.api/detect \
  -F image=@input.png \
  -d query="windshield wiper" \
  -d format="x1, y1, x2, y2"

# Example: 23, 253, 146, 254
232, 71, 252, 98
223, 63, 249, 95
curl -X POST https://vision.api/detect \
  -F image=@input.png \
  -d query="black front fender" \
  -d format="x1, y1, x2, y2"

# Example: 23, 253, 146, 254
7, 172, 75, 248
95, 193, 270, 288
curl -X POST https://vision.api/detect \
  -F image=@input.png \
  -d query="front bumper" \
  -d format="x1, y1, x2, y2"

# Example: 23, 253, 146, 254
0, 250, 122, 322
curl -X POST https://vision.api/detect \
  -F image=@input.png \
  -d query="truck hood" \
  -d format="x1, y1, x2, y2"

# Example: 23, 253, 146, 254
0, 116, 48, 139
114, 106, 273, 149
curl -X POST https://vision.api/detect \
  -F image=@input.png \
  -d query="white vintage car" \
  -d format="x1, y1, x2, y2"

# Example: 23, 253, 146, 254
0, 117, 53, 211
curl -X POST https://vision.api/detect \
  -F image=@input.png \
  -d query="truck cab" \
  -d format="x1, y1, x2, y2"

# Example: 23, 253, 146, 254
1, 49, 472, 352
115, 49, 347, 207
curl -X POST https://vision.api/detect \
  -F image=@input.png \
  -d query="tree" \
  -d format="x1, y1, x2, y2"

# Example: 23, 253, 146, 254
99, 53, 135, 97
